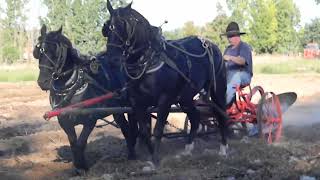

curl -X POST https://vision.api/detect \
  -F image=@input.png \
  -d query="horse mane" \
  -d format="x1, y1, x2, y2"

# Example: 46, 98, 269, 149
116, 6, 153, 47
45, 29, 73, 48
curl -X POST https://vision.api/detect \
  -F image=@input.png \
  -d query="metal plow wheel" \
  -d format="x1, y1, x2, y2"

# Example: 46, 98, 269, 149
257, 92, 297, 144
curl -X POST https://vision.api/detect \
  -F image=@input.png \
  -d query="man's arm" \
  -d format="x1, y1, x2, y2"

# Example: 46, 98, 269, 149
223, 55, 246, 65
224, 43, 252, 65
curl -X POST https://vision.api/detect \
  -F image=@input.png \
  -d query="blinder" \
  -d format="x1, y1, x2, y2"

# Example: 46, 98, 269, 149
33, 43, 41, 59
36, 39, 69, 78
107, 15, 150, 63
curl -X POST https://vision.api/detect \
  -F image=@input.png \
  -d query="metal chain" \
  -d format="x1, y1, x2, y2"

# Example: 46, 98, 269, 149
165, 120, 187, 133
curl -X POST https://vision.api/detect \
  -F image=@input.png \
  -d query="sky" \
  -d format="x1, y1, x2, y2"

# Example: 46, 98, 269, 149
24, 0, 320, 31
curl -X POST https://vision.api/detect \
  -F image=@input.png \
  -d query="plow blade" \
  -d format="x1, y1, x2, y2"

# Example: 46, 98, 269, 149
257, 91, 297, 144
276, 92, 297, 114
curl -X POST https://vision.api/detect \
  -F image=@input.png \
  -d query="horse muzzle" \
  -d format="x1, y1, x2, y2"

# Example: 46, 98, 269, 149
37, 78, 51, 91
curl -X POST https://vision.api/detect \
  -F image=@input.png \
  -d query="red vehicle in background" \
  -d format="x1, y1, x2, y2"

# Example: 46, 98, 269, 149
304, 43, 320, 59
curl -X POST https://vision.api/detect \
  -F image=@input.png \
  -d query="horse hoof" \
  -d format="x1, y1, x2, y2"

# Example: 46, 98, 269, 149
180, 142, 194, 156
73, 168, 87, 176
142, 161, 156, 172
151, 155, 161, 167
219, 144, 229, 157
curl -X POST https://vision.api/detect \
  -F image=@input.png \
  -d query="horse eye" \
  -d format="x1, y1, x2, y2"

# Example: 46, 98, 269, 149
109, 25, 115, 31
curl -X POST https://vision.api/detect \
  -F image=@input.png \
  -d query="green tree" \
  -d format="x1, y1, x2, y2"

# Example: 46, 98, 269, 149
226, 0, 251, 33
303, 18, 320, 45
202, 2, 229, 51
41, 0, 128, 54
274, 0, 301, 53
163, 28, 184, 40
0, 0, 29, 63
248, 0, 278, 53
181, 21, 200, 36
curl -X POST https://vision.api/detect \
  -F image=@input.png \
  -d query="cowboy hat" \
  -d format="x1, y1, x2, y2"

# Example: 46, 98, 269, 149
221, 21, 246, 37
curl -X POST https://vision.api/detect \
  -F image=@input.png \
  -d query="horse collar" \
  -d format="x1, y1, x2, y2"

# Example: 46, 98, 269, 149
50, 68, 88, 108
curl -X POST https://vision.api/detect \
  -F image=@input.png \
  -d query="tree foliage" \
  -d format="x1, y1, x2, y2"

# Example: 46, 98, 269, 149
303, 18, 320, 45
226, 0, 251, 33
181, 21, 200, 36
201, 2, 229, 51
248, 0, 278, 53
0, 0, 319, 63
163, 29, 184, 40
0, 0, 29, 63
274, 0, 301, 53
41, 0, 128, 54
224, 0, 302, 54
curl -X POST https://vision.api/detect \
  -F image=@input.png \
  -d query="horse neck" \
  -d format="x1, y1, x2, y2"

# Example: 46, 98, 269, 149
55, 49, 77, 83
65, 49, 77, 70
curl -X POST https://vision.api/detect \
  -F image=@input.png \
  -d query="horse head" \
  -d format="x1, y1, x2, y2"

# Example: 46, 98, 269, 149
33, 24, 73, 90
102, 0, 153, 65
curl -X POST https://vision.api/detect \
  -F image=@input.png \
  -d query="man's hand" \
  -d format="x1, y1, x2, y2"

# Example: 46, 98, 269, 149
224, 55, 246, 65
223, 55, 232, 61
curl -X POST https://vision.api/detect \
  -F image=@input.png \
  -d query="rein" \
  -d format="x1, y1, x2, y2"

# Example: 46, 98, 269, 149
37, 40, 69, 77
106, 13, 223, 94
107, 15, 153, 80
107, 16, 147, 56
50, 64, 110, 109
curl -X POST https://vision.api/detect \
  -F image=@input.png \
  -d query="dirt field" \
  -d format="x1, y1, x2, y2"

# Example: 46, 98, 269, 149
0, 74, 320, 180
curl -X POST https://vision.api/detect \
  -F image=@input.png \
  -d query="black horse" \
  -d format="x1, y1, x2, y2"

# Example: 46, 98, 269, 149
103, 1, 228, 167
33, 25, 133, 172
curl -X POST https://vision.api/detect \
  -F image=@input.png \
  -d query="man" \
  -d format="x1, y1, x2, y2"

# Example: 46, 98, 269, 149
221, 21, 253, 106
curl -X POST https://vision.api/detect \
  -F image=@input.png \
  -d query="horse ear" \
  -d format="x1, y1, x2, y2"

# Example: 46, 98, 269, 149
40, 24, 47, 36
57, 26, 63, 34
107, 0, 114, 14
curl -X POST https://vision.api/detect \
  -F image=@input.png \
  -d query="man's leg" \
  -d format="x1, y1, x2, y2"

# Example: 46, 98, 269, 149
239, 71, 251, 86
238, 72, 258, 136
226, 70, 241, 105
226, 71, 252, 105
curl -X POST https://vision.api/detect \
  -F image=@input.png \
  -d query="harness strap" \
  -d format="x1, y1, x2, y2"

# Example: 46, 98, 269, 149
165, 40, 208, 58
51, 69, 85, 108
206, 44, 216, 98
57, 44, 68, 74
160, 52, 196, 89
84, 73, 110, 93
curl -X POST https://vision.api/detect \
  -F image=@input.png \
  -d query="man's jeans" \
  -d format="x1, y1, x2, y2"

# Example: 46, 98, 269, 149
226, 70, 252, 105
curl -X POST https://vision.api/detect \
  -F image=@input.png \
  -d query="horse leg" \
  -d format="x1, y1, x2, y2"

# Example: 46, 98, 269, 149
76, 121, 96, 170
135, 109, 154, 155
152, 96, 171, 165
58, 119, 84, 170
112, 114, 134, 159
211, 87, 228, 156
112, 114, 129, 139
126, 113, 139, 160
179, 97, 200, 155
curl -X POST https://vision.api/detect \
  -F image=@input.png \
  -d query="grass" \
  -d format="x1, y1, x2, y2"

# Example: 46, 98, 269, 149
254, 58, 320, 74
0, 63, 39, 82
0, 57, 319, 82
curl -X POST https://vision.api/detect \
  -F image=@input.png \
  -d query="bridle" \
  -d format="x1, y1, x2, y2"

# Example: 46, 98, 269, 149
36, 39, 89, 108
36, 40, 70, 80
107, 16, 149, 56
106, 15, 153, 80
